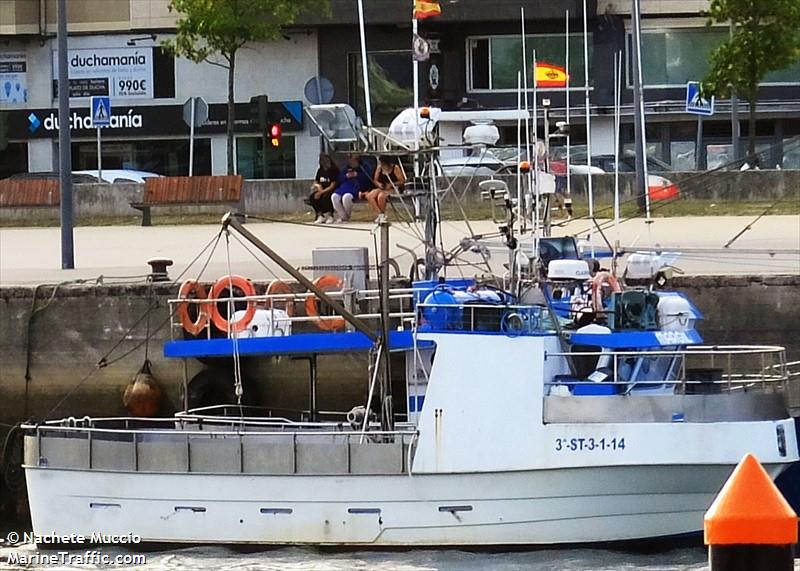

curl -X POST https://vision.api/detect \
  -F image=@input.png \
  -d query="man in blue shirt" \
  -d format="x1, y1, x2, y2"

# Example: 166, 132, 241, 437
331, 154, 373, 223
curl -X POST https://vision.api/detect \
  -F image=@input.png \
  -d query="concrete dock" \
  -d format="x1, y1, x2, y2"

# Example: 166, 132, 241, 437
1, 215, 798, 285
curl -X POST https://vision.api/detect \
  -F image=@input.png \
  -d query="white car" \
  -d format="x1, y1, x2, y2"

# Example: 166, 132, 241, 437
74, 169, 163, 184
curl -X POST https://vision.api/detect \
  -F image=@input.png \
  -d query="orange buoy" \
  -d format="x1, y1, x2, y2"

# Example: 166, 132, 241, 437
705, 453, 797, 545
265, 279, 296, 317
705, 453, 797, 570
305, 275, 346, 332
208, 275, 257, 334
591, 271, 621, 313
177, 279, 210, 336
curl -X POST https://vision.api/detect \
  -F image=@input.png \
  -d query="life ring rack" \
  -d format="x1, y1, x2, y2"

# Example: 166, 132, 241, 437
265, 279, 296, 317
177, 279, 211, 336
304, 275, 346, 332
208, 275, 257, 334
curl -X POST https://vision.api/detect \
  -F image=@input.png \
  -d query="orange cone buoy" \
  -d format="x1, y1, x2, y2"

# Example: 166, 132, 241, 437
705, 453, 797, 570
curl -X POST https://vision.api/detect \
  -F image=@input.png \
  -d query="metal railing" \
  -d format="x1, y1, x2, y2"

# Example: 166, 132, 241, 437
544, 345, 788, 394
167, 288, 418, 339
23, 419, 419, 475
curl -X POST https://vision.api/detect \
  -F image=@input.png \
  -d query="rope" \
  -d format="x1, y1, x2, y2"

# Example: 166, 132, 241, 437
224, 230, 245, 410
243, 213, 374, 232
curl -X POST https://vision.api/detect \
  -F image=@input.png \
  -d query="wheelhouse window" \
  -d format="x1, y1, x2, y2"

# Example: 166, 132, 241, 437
467, 34, 592, 92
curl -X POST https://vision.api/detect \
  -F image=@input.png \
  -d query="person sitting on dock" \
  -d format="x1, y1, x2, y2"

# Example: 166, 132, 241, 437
331, 154, 372, 223
306, 153, 339, 224
363, 155, 406, 222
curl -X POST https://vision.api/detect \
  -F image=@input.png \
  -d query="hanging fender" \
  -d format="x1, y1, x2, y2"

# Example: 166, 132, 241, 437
177, 279, 210, 336
208, 275, 257, 334
304, 275, 346, 332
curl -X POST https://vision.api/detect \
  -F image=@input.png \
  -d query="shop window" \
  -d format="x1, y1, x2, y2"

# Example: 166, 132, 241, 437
784, 137, 800, 170
632, 28, 800, 87
468, 34, 591, 92
348, 51, 413, 127
71, 138, 211, 176
670, 141, 696, 171
237, 136, 296, 179
0, 142, 28, 179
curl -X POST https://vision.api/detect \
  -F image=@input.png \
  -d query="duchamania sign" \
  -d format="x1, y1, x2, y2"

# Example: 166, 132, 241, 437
4, 101, 304, 140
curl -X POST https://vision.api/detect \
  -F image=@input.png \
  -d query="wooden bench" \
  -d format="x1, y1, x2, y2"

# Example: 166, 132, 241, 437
130, 175, 243, 226
0, 179, 60, 208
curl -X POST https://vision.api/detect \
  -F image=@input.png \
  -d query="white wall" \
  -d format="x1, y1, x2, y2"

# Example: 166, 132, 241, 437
6, 32, 321, 178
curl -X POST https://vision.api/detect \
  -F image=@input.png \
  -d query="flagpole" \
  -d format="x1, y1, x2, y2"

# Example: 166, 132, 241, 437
532, 48, 539, 254
565, 10, 572, 219
520, 7, 532, 236
413, 10, 420, 176
582, 0, 594, 256
357, 0, 373, 128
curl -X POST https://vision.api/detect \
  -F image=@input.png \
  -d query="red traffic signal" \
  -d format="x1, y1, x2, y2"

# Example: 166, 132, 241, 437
269, 123, 282, 147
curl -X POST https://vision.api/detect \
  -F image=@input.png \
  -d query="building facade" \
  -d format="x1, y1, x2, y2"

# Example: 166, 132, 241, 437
1, 0, 798, 180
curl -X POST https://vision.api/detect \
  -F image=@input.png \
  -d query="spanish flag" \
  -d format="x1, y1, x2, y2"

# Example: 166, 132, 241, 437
535, 63, 569, 88
414, 0, 441, 19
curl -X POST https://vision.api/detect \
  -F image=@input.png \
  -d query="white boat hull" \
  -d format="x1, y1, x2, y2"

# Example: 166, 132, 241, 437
25, 463, 772, 546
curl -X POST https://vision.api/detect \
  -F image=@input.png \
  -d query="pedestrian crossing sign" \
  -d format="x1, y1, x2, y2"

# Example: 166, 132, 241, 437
90, 96, 111, 127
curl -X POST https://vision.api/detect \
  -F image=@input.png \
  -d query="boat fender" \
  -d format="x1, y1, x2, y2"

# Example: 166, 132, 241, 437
177, 279, 211, 336
591, 271, 621, 313
265, 279, 296, 317
305, 275, 346, 332
122, 360, 163, 417
208, 275, 257, 334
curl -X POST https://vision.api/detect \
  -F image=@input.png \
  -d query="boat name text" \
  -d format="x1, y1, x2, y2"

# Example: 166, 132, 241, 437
555, 437, 626, 452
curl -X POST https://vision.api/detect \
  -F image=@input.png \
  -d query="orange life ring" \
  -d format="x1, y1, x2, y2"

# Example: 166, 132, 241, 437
177, 279, 210, 336
208, 275, 257, 334
591, 271, 621, 313
305, 275, 346, 332
265, 279, 296, 317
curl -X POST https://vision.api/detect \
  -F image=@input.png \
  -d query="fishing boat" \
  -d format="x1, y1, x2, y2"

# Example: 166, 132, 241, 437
20, 3, 800, 544
21, 205, 799, 545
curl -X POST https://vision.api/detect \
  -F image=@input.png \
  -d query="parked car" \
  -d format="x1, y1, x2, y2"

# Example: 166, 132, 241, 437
6, 171, 99, 184
73, 169, 163, 184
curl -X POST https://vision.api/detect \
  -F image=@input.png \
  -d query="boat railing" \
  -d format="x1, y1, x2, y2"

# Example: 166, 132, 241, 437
22, 420, 419, 476
544, 345, 788, 393
167, 288, 419, 338
416, 302, 555, 335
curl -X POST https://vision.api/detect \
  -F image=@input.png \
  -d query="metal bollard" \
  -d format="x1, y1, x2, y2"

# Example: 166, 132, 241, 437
705, 453, 797, 571
147, 257, 173, 282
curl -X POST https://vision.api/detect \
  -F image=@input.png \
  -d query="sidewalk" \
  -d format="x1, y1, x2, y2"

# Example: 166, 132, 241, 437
1, 215, 798, 286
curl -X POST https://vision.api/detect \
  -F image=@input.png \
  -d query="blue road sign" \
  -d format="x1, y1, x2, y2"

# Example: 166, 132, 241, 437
90, 96, 111, 127
686, 82, 714, 116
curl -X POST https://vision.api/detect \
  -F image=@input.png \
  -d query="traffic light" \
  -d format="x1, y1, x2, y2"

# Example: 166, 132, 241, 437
269, 123, 282, 147
249, 95, 269, 130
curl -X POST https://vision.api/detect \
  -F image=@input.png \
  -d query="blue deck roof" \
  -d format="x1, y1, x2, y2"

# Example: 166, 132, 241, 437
164, 330, 434, 359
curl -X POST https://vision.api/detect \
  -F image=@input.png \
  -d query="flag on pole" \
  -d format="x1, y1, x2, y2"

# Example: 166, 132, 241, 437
535, 63, 569, 88
414, 0, 441, 19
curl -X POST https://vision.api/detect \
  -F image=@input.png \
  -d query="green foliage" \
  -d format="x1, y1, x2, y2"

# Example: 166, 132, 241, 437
702, 0, 800, 103
164, 0, 329, 66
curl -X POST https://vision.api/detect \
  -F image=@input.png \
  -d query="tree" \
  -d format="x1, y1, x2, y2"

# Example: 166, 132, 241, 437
703, 0, 800, 157
165, 0, 329, 174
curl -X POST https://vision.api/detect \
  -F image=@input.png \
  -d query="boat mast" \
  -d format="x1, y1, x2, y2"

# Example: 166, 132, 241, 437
378, 219, 394, 431
357, 0, 373, 129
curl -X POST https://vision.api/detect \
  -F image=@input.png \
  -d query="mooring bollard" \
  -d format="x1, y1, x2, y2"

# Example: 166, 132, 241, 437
705, 453, 797, 571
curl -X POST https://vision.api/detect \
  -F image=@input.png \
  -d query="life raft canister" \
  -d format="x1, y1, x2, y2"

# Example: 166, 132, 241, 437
177, 279, 210, 336
305, 275, 346, 332
265, 279, 296, 317
591, 271, 622, 313
208, 275, 257, 334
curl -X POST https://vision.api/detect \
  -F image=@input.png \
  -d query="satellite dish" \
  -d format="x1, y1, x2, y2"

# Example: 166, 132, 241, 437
304, 76, 335, 105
